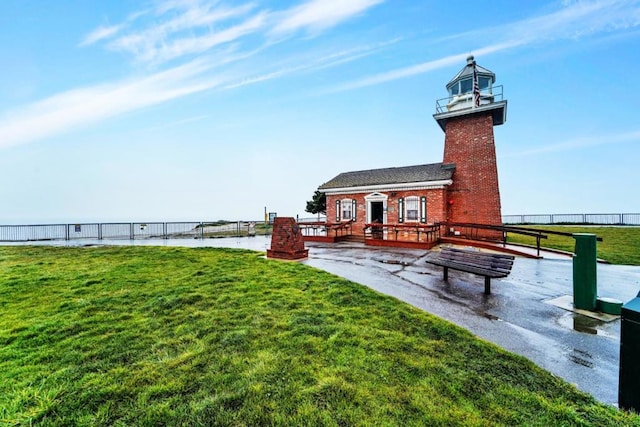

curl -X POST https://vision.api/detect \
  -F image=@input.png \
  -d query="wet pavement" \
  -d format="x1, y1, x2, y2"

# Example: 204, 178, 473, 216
7, 236, 640, 405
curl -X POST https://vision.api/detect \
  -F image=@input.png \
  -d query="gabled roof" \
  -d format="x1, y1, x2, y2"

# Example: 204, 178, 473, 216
319, 163, 455, 191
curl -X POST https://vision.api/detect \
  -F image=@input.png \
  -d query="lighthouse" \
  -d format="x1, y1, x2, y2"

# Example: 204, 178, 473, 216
433, 55, 507, 232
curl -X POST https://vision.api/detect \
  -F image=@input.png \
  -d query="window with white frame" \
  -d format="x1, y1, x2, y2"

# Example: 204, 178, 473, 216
341, 199, 354, 220
405, 196, 419, 221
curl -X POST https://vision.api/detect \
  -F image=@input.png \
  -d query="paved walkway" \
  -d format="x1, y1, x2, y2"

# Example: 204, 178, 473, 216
11, 236, 640, 405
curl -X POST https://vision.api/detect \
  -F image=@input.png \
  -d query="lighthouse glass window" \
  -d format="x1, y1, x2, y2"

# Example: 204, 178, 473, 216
460, 78, 472, 94
450, 77, 491, 96
405, 197, 419, 221
479, 77, 490, 91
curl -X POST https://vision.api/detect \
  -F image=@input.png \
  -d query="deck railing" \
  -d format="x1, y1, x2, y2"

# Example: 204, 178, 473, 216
364, 223, 441, 246
442, 222, 602, 257
298, 221, 354, 239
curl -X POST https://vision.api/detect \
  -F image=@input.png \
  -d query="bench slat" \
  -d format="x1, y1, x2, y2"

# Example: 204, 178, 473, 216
435, 262, 513, 275
438, 250, 514, 260
425, 258, 510, 278
444, 247, 514, 258
436, 252, 514, 265
435, 255, 513, 270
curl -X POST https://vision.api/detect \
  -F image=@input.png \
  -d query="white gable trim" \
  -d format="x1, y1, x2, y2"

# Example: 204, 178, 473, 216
364, 192, 388, 202
322, 179, 452, 196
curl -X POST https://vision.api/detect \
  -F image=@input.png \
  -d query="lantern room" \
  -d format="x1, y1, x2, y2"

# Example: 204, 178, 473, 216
434, 55, 507, 131
446, 55, 495, 111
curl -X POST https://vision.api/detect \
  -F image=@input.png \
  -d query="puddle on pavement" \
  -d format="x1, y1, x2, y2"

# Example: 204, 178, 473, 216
569, 348, 594, 368
480, 311, 500, 321
557, 312, 617, 339
378, 259, 410, 266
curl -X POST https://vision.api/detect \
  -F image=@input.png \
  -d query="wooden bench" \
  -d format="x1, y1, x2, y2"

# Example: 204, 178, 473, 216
425, 247, 515, 295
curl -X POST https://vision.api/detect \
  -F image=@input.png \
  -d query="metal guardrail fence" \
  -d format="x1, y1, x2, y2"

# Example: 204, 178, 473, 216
0, 221, 272, 242
502, 213, 640, 226
2, 214, 638, 243
300, 214, 640, 226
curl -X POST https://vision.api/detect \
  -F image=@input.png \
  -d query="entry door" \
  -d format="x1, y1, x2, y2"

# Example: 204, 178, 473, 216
370, 201, 384, 223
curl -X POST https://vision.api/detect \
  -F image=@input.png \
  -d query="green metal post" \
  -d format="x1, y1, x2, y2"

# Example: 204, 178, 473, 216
572, 233, 597, 311
619, 292, 640, 411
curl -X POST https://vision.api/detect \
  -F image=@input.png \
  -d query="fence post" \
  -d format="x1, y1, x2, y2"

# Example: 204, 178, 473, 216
98, 223, 103, 240
130, 223, 134, 240
200, 222, 204, 239
163, 222, 167, 239
65, 224, 70, 241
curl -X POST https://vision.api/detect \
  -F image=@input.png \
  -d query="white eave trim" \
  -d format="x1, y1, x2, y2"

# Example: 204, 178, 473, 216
320, 179, 453, 196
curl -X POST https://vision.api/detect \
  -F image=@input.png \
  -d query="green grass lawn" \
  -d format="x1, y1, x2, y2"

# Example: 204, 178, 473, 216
1, 245, 638, 426
506, 226, 640, 266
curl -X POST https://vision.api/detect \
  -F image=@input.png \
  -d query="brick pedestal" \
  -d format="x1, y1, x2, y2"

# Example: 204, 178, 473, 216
267, 217, 309, 260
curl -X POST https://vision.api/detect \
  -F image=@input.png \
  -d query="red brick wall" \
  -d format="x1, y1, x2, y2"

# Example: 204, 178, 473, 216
325, 188, 448, 236
325, 193, 369, 235
443, 112, 502, 228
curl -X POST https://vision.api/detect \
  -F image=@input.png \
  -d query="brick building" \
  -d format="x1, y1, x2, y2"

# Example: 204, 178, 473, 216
318, 56, 507, 239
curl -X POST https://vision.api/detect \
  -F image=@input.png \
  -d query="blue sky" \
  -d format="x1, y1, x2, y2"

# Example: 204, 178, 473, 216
1, 0, 639, 224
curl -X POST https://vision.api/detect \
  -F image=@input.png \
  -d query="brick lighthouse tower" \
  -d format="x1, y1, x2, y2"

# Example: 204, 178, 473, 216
434, 55, 507, 231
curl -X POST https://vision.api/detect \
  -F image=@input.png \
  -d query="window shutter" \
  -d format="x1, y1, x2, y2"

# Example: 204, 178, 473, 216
336, 200, 341, 222
398, 198, 404, 223
420, 196, 427, 223
352, 200, 357, 221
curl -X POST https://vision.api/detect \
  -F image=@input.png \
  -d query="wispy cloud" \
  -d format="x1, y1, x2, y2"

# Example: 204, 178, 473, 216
7, 0, 637, 151
270, 0, 384, 35
104, 2, 260, 65
503, 130, 640, 158
0, 59, 222, 149
2, 0, 385, 149
510, 0, 640, 42
79, 24, 123, 47
84, 0, 384, 66
325, 41, 522, 93
114, 12, 267, 65
223, 38, 401, 90
328, 0, 640, 92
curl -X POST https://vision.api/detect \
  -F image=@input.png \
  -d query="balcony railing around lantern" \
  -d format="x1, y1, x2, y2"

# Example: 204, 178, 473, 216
435, 85, 504, 114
